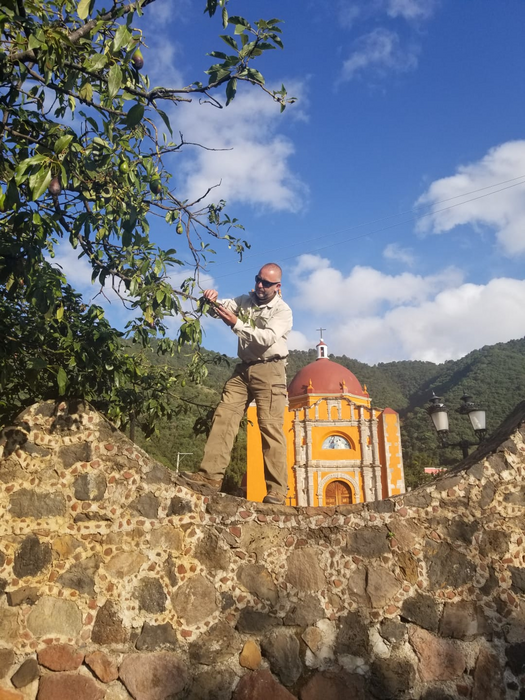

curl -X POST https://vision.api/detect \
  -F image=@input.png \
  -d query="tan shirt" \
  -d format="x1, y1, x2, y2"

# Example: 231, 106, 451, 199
216, 292, 293, 363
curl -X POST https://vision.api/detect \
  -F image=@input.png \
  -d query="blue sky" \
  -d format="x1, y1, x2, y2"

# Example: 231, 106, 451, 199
59, 0, 525, 364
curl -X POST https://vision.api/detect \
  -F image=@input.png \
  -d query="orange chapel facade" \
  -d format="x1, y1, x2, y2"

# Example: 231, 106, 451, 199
246, 339, 406, 507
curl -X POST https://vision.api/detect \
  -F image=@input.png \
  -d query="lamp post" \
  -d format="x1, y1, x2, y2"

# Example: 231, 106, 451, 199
426, 393, 487, 459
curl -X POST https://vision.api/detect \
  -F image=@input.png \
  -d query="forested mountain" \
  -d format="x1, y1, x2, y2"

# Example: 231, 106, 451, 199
134, 337, 525, 490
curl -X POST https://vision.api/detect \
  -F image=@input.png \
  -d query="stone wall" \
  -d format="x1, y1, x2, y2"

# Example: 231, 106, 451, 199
0, 399, 525, 700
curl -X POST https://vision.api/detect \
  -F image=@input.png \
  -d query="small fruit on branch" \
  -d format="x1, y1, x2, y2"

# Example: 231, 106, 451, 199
132, 49, 144, 70
48, 177, 62, 196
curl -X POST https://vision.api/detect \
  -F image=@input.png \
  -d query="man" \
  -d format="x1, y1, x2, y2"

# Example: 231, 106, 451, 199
185, 263, 292, 505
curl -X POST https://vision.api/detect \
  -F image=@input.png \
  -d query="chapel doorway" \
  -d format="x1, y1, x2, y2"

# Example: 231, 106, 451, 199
324, 480, 352, 506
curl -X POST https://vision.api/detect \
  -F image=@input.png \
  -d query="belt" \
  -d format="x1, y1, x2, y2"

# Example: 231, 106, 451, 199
242, 356, 287, 366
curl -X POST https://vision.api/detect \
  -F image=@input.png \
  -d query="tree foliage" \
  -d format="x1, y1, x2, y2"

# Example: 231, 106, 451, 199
0, 0, 292, 430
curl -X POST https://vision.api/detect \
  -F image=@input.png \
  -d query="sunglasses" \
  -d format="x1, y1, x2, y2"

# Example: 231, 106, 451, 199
255, 275, 280, 289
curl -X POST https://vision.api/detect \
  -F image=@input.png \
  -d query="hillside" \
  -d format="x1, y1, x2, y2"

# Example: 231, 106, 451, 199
134, 337, 525, 489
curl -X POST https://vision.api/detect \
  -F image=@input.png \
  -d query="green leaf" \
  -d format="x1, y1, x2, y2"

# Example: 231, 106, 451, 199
225, 77, 237, 106
30, 167, 53, 201
77, 0, 91, 20
220, 35, 238, 51
126, 102, 144, 128
246, 68, 264, 85
107, 64, 123, 99
234, 24, 246, 35
113, 24, 131, 52
54, 134, 74, 154
222, 7, 228, 28
228, 16, 250, 28
156, 108, 173, 136
57, 366, 68, 395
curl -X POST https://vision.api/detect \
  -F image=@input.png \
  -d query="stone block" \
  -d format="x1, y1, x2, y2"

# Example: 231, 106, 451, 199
401, 593, 440, 632
135, 622, 178, 651
239, 640, 261, 670
299, 669, 366, 700
285, 548, 326, 591
345, 527, 390, 558
150, 525, 183, 553
284, 594, 325, 627
129, 493, 159, 519
11, 658, 39, 688
472, 647, 504, 700
27, 597, 82, 638
38, 672, 105, 700
57, 555, 100, 596
424, 540, 477, 590
396, 551, 419, 584
13, 535, 52, 578
379, 619, 406, 643
261, 628, 302, 686
369, 656, 416, 698
505, 641, 525, 675
335, 611, 368, 657
119, 652, 188, 700
445, 519, 478, 545
106, 551, 147, 578
478, 530, 508, 558
366, 565, 401, 608
74, 473, 107, 501
0, 649, 14, 678
237, 564, 278, 606
510, 566, 525, 594
85, 651, 119, 683
236, 609, 282, 634
38, 644, 84, 671
167, 495, 193, 515
187, 668, 237, 700
195, 531, 230, 573
91, 601, 129, 646
403, 491, 432, 508
189, 621, 239, 666
232, 669, 296, 700
6, 586, 39, 607
409, 626, 466, 681
134, 578, 167, 614
439, 601, 490, 640
58, 442, 92, 469
10, 488, 66, 519
171, 575, 218, 625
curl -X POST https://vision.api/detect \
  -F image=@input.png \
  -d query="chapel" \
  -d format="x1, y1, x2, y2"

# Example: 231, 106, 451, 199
246, 338, 406, 506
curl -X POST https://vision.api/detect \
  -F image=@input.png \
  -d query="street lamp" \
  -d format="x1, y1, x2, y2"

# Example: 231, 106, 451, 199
426, 392, 487, 458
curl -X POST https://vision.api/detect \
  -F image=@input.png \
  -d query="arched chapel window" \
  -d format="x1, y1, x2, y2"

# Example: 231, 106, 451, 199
322, 435, 351, 450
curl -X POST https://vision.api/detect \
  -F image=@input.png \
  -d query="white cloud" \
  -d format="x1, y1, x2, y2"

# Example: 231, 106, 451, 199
290, 254, 462, 317
288, 329, 312, 352
170, 83, 309, 212
383, 242, 416, 266
416, 140, 525, 256
288, 255, 525, 364
337, 2, 362, 28
340, 28, 419, 81
386, 0, 438, 20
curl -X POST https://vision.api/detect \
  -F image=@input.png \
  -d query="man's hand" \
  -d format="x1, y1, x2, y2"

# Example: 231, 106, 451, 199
202, 289, 219, 303
215, 305, 238, 328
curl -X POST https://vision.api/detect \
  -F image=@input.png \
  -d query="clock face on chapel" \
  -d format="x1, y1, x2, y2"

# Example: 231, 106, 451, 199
322, 435, 350, 450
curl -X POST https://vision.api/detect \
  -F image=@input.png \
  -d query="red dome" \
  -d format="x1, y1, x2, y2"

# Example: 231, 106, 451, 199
288, 358, 366, 398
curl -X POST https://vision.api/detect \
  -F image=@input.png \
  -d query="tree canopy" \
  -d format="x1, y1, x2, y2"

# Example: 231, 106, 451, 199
0, 0, 292, 430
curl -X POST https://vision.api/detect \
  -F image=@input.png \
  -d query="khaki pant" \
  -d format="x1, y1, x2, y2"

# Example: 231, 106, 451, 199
200, 360, 288, 497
